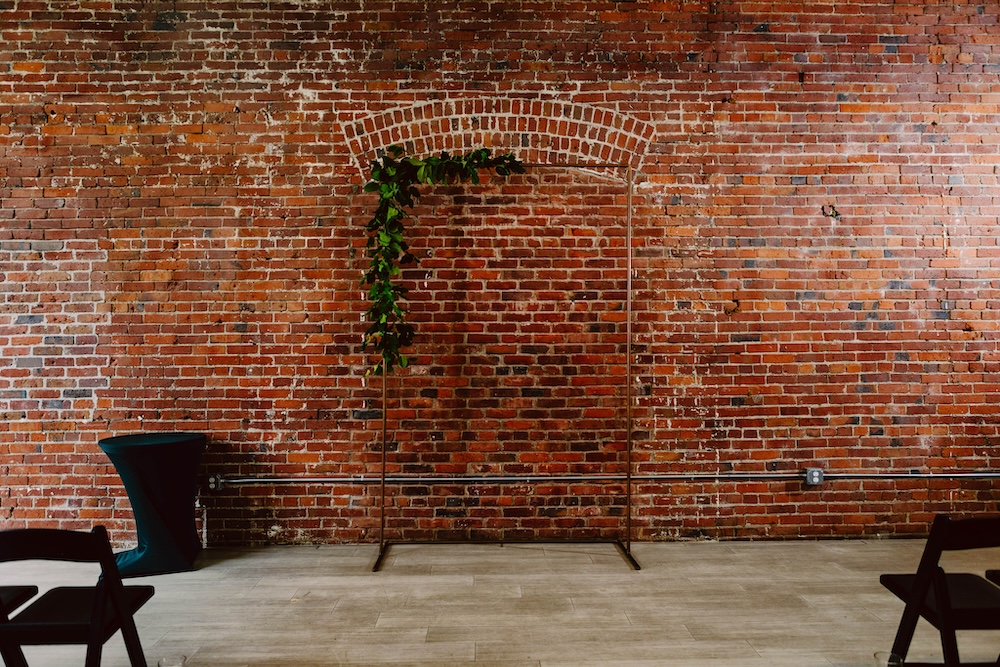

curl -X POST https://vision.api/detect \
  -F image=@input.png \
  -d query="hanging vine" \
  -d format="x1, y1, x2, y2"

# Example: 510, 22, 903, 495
361, 145, 525, 376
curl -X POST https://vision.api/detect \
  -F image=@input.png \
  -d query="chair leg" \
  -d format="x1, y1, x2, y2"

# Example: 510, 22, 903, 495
890, 603, 921, 661
84, 641, 103, 667
939, 626, 960, 667
119, 618, 149, 667
1, 643, 30, 667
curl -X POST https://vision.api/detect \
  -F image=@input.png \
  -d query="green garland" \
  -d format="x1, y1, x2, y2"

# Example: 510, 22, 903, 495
361, 145, 525, 376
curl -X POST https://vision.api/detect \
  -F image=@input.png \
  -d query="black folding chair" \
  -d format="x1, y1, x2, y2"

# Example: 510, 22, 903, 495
881, 514, 1000, 666
0, 526, 154, 667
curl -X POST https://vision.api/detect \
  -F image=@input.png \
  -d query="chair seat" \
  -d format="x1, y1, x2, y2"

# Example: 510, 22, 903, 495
1, 526, 154, 667
881, 572, 1000, 629
0, 586, 38, 614
9, 585, 154, 645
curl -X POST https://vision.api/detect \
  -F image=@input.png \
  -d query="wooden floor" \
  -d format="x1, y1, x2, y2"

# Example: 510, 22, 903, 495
4, 538, 1000, 666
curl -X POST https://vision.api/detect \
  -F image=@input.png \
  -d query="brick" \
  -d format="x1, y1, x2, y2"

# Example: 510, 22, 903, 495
11, 61, 44, 73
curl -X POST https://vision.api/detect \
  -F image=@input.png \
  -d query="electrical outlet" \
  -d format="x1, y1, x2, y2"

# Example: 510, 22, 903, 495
804, 468, 824, 485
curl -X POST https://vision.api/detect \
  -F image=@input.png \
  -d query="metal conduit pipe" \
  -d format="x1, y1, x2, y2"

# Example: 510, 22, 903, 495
207, 470, 1000, 491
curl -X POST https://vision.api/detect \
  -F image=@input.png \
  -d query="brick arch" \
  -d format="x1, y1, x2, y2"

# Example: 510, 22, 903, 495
344, 98, 654, 177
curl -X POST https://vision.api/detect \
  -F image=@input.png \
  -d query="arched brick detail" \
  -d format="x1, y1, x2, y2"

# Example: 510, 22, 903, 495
345, 98, 654, 177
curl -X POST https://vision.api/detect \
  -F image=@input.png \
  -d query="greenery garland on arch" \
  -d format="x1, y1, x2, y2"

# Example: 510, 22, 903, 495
361, 145, 525, 376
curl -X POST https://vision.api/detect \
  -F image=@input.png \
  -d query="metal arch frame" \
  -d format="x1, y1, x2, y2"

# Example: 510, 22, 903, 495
374, 162, 638, 572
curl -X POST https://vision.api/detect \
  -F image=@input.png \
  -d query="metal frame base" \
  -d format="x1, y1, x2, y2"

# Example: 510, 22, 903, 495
372, 539, 641, 573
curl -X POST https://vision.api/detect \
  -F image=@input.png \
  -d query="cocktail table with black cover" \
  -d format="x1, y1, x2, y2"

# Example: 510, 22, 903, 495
99, 432, 206, 578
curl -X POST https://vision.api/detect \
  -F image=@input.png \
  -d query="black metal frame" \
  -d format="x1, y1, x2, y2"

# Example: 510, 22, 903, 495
374, 162, 638, 571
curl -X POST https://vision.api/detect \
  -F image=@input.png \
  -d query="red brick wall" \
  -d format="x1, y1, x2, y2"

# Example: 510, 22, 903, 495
2, 1, 998, 546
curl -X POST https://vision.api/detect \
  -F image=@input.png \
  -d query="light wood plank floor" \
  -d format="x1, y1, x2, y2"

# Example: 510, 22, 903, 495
4, 539, 1000, 666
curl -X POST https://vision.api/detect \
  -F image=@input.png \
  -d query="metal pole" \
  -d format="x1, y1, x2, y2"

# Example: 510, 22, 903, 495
378, 369, 388, 567
625, 165, 634, 562
210, 470, 1000, 488
521, 162, 627, 169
